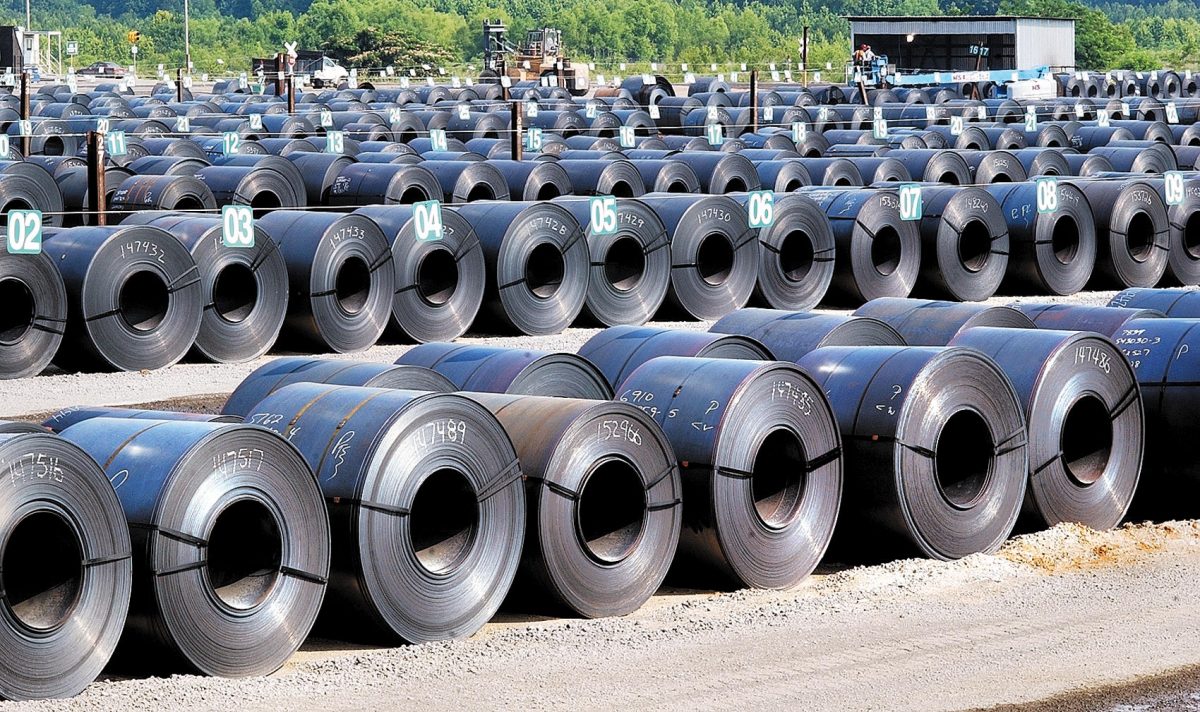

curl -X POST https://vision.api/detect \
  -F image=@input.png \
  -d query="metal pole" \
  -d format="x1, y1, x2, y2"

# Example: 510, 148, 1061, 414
749, 69, 758, 133
183, 0, 191, 73
176, 67, 183, 102
19, 72, 29, 157
274, 53, 284, 98
86, 130, 106, 226
510, 99, 523, 161
25, 0, 30, 30
802, 26, 809, 80
287, 72, 295, 114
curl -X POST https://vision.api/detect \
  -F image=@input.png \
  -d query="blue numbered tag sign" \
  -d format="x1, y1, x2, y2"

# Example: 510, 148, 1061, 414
589, 196, 618, 236
221, 205, 255, 248
6, 209, 42, 254
414, 200, 444, 241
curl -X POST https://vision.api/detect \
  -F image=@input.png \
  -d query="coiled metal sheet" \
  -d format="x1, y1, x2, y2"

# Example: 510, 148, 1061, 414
578, 325, 770, 391
854, 298, 1034, 345
0, 246, 66, 378
397, 342, 612, 399
985, 181, 1097, 295
710, 308, 905, 360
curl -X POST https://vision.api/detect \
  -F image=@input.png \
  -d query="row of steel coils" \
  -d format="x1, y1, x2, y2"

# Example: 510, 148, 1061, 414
5, 290, 1198, 700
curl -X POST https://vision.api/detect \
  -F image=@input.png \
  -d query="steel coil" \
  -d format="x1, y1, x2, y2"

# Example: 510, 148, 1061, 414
664, 153, 761, 193
0, 163, 65, 226
798, 346, 1027, 559
1110, 316, 1200, 516
117, 213, 287, 363
285, 152, 356, 204
41, 407, 238, 432
852, 298, 1032, 347
0, 421, 45, 433
550, 196, 670, 327
578, 325, 770, 391
555, 159, 645, 197
753, 159, 813, 191
396, 342, 611, 398
256, 211, 394, 352
949, 326, 1141, 529
126, 155, 212, 176
843, 157, 912, 183
906, 185, 1009, 301
1110, 287, 1200, 315
1065, 178, 1169, 288
488, 159, 574, 200
728, 192, 835, 310
1010, 148, 1071, 177
1014, 302, 1163, 337
0, 430, 131, 700
955, 149, 1028, 183
417, 160, 511, 203
985, 181, 1097, 295
244, 384, 522, 642
710, 308, 905, 359
451, 201, 588, 335
222, 356, 455, 417
465, 393, 680, 617
353, 204, 485, 342
58, 418, 328, 676
193, 165, 305, 211
326, 162, 442, 207
631, 159, 700, 193
797, 187, 921, 304
637, 194, 757, 320
43, 225, 202, 371
613, 356, 841, 588
0, 246, 66, 379
108, 175, 217, 220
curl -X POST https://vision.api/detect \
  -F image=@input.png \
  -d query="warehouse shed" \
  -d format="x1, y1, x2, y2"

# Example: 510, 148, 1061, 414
847, 16, 1076, 73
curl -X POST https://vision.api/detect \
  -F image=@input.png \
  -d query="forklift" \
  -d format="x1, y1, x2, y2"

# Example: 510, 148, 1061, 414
481, 20, 590, 95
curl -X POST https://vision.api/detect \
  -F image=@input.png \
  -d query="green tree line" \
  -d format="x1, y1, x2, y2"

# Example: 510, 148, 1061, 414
3, 0, 1195, 74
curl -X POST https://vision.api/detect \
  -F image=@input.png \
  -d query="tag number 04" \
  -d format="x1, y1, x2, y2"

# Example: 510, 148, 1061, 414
222, 205, 254, 248
6, 209, 42, 254
414, 200, 443, 241
589, 196, 618, 236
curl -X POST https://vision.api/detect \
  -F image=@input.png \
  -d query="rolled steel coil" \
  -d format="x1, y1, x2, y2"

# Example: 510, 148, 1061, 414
614, 356, 841, 588
125, 155, 211, 176
0, 430, 131, 700
984, 181, 1097, 295
663, 152, 760, 193
43, 225, 202, 371
193, 165, 305, 211
326, 162, 442, 207
0, 162, 65, 225
798, 346, 1027, 560
209, 154, 309, 199
397, 343, 611, 399
1110, 287, 1200, 315
1062, 152, 1113, 176
108, 175, 217, 220
1013, 302, 1162, 337
853, 298, 1034, 345
467, 393, 680, 617
285, 152, 356, 205
58, 418, 328, 676
634, 159, 702, 193
1066, 179, 1169, 289
0, 246, 67, 379
488, 159, 574, 200
142, 137, 211, 159
551, 197, 670, 327
1086, 146, 1174, 174
257, 138, 319, 156
1010, 148, 1071, 177
414, 160, 509, 203
54, 166, 131, 227
1109, 316, 1200, 515
710, 308, 905, 360
256, 211, 394, 352
243, 384, 523, 642
955, 149, 1028, 183
753, 160, 812, 191
0, 420, 46, 433
796, 187, 921, 304
880, 149, 972, 184
638, 194, 757, 320
117, 213, 287, 363
578, 325, 770, 390
555, 159, 645, 197
905, 185, 1009, 301
948, 326, 1142, 530
843, 157, 911, 183
222, 356, 455, 417
797, 158, 863, 186
351, 204, 485, 342
452, 201, 588, 335
730, 191, 835, 311
41, 407, 239, 432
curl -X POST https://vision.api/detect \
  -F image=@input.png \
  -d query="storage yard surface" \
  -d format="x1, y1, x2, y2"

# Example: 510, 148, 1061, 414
1, 521, 1195, 711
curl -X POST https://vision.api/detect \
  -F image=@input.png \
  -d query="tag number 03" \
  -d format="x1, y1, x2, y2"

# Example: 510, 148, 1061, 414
222, 205, 255, 248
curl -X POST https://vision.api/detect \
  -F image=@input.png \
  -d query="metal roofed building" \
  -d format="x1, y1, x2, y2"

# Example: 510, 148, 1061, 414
847, 16, 1076, 73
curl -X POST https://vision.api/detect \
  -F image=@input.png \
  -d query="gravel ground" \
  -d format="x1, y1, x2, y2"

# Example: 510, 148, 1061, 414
2, 286, 1168, 710
3, 521, 1198, 711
